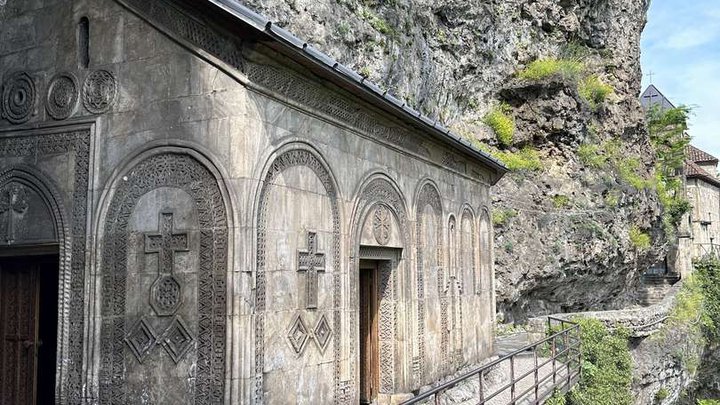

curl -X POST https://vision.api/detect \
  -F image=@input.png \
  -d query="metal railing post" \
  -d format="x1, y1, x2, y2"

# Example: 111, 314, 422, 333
510, 354, 516, 404
534, 344, 539, 402
565, 329, 571, 387
552, 336, 557, 385
479, 370, 485, 404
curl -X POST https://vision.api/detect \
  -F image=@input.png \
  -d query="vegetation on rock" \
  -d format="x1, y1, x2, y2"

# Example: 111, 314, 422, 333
517, 58, 584, 81
492, 208, 517, 227
483, 103, 515, 146
654, 387, 669, 402
567, 318, 633, 405
578, 75, 614, 110
629, 225, 651, 250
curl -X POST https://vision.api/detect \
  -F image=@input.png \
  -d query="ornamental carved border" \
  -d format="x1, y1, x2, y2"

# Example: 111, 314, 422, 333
99, 152, 228, 404
0, 128, 91, 404
353, 177, 411, 394
414, 181, 445, 381
254, 148, 342, 403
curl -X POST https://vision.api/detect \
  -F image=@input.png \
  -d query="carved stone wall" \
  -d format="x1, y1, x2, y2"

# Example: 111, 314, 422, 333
99, 151, 228, 404
352, 176, 411, 395
0, 127, 90, 404
414, 181, 445, 384
254, 147, 343, 404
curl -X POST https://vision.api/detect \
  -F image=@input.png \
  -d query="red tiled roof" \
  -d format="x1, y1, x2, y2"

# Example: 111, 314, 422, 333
685, 160, 720, 188
686, 144, 719, 164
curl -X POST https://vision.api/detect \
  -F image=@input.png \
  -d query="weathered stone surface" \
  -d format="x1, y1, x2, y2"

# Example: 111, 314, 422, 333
0, 0, 501, 403
235, 0, 666, 323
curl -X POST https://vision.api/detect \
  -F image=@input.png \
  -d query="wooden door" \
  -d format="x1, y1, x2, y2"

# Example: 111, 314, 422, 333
0, 257, 41, 405
359, 261, 379, 404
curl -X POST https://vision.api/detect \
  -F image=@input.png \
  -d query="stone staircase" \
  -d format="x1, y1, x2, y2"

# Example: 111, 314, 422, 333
640, 275, 680, 306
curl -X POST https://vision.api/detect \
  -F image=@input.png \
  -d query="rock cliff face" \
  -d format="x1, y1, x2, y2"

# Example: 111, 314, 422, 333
243, 0, 661, 319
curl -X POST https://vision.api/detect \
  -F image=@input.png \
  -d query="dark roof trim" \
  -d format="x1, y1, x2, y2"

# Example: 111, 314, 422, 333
206, 0, 508, 183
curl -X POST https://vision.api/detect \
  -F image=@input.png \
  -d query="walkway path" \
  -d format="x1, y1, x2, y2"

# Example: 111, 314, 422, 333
414, 333, 577, 404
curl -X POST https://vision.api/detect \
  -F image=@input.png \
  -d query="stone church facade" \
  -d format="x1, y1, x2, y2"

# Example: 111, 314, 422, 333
0, 0, 506, 404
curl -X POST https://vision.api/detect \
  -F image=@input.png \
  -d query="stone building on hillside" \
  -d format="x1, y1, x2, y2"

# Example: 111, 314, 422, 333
0, 0, 507, 404
684, 145, 720, 259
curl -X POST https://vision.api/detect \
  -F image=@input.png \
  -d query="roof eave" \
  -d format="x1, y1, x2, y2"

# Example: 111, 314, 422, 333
205, 0, 508, 184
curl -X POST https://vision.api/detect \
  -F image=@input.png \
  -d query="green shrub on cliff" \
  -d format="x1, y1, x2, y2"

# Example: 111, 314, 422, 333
483, 104, 515, 146
568, 318, 632, 405
494, 147, 542, 171
629, 226, 651, 250
517, 58, 585, 81
578, 75, 614, 110
694, 258, 720, 340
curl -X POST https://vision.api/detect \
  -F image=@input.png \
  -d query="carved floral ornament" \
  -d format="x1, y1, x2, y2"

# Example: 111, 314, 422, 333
1, 72, 36, 124
46, 72, 79, 120
372, 204, 392, 246
82, 69, 117, 114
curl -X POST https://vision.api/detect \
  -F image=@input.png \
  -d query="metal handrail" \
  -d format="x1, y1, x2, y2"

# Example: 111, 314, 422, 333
401, 317, 582, 405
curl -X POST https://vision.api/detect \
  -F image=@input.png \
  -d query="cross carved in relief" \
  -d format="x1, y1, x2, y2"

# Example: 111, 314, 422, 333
297, 231, 326, 309
0, 183, 29, 244
144, 211, 189, 275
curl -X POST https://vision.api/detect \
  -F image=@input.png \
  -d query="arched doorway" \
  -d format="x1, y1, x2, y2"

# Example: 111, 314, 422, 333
0, 168, 67, 405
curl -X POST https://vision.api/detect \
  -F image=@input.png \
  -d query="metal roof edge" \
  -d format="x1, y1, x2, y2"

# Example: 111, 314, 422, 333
208, 0, 508, 182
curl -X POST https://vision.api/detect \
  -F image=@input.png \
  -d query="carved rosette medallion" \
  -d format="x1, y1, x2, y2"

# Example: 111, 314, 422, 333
82, 69, 117, 114
2, 72, 36, 124
150, 274, 183, 316
46, 72, 79, 120
372, 204, 391, 245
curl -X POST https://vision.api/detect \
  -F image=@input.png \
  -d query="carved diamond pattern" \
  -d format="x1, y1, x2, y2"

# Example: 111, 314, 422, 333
125, 318, 158, 364
160, 315, 194, 364
313, 314, 332, 354
287, 314, 309, 355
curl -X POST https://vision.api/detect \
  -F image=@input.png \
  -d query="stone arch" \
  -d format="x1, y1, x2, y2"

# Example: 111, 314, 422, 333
0, 165, 70, 401
478, 206, 492, 296
350, 172, 411, 394
97, 147, 230, 404
253, 143, 343, 403
459, 205, 478, 294
412, 179, 445, 382
0, 165, 67, 244
446, 213, 464, 366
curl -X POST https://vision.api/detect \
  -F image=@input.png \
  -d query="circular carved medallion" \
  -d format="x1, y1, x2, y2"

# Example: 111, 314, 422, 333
372, 205, 392, 246
82, 69, 117, 114
46, 72, 79, 120
2, 72, 36, 124
150, 275, 182, 316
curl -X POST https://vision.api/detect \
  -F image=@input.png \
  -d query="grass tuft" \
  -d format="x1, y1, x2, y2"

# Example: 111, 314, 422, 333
517, 58, 585, 81
578, 75, 614, 109
629, 225, 651, 250
483, 104, 515, 146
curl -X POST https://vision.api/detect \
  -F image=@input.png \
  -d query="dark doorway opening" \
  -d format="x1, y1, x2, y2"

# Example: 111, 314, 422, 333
0, 254, 59, 405
359, 259, 380, 404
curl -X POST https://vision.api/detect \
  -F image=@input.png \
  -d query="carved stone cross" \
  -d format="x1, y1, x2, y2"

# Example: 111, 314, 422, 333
145, 211, 189, 275
297, 231, 326, 309
144, 211, 189, 316
0, 183, 29, 243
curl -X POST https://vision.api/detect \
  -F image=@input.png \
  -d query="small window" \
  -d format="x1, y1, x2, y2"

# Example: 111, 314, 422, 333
78, 17, 90, 68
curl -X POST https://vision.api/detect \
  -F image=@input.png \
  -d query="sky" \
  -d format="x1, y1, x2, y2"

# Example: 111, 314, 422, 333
640, 0, 720, 158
